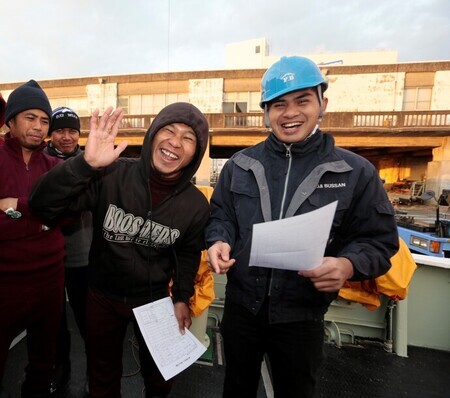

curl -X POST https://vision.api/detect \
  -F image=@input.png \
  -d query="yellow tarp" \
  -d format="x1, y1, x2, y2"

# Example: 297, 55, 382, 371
338, 238, 417, 310
189, 185, 215, 317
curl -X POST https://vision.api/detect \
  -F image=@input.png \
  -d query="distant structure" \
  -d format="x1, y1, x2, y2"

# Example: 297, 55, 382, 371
0, 40, 448, 193
225, 37, 398, 69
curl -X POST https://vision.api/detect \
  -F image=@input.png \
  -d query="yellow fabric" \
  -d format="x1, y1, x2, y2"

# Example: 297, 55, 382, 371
338, 279, 381, 311
196, 185, 214, 202
189, 185, 215, 317
189, 250, 215, 317
338, 238, 417, 310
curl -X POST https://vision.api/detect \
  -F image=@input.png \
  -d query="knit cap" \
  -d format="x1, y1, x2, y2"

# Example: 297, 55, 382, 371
49, 107, 81, 135
5, 80, 52, 126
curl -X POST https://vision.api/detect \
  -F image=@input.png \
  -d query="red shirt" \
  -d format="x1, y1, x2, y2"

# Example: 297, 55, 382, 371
0, 133, 65, 280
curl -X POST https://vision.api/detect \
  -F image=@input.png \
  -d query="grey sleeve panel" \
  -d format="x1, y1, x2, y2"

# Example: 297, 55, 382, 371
233, 153, 272, 222
285, 160, 353, 218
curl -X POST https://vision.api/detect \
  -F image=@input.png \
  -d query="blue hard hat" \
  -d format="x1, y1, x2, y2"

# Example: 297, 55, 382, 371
260, 56, 328, 108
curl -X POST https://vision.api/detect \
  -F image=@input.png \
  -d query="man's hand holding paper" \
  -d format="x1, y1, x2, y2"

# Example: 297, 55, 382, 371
299, 256, 354, 292
249, 201, 338, 272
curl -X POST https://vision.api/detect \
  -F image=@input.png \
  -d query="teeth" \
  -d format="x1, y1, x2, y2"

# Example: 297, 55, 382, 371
282, 122, 302, 128
161, 149, 178, 159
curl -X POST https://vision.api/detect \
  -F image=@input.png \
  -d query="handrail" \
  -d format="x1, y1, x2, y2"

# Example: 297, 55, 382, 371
67, 110, 450, 133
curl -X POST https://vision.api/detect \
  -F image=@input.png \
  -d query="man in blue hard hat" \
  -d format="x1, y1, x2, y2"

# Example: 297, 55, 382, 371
205, 56, 399, 398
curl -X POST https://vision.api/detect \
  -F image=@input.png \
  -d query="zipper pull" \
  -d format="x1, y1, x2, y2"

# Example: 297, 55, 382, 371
285, 144, 292, 158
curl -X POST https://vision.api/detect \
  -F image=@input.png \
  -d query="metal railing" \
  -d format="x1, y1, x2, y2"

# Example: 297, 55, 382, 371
73, 110, 450, 133
348, 111, 450, 129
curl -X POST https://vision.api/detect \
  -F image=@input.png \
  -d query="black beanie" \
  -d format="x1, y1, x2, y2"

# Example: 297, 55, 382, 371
5, 80, 52, 127
49, 107, 81, 135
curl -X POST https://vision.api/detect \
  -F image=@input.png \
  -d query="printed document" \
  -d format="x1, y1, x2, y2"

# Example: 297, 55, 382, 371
133, 297, 206, 380
249, 201, 337, 271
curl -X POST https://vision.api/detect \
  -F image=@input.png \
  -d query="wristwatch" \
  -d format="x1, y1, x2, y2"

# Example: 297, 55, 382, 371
5, 207, 22, 219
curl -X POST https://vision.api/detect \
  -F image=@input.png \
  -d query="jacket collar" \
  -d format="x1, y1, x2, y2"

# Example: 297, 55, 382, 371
265, 128, 330, 158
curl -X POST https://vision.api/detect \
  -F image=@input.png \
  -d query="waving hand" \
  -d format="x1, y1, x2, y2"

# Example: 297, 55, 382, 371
84, 106, 128, 168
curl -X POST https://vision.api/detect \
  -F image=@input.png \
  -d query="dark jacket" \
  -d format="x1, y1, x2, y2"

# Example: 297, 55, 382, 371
205, 130, 399, 323
0, 133, 65, 277
44, 143, 94, 268
30, 103, 210, 303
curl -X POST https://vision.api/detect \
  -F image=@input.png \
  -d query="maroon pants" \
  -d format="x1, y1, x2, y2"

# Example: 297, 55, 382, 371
86, 290, 173, 398
0, 266, 64, 394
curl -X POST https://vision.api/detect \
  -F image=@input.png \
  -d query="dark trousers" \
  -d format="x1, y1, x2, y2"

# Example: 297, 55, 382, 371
56, 266, 89, 364
0, 267, 64, 396
86, 290, 173, 398
65, 266, 89, 341
54, 266, 89, 385
220, 300, 325, 398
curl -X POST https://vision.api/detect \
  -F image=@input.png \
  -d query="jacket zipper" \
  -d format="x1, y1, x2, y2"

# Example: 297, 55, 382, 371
279, 144, 292, 220
268, 144, 292, 296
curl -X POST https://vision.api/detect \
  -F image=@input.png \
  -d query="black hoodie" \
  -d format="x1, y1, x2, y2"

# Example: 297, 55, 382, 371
30, 102, 210, 303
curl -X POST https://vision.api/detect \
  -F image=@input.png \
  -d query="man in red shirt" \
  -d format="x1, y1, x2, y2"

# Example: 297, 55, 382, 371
0, 80, 65, 398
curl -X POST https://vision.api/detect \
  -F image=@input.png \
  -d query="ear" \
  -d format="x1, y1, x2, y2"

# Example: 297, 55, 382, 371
322, 96, 328, 112
7, 116, 16, 131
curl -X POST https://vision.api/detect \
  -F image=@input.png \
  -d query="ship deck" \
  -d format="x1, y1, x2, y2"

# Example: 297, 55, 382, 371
3, 305, 449, 398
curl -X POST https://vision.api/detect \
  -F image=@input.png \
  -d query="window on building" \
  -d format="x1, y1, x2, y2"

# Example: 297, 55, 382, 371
255, 45, 260, 54
223, 92, 264, 127
248, 92, 262, 112
122, 93, 189, 115
223, 92, 249, 113
166, 92, 188, 105
49, 97, 89, 116
402, 72, 434, 111
402, 87, 432, 111
118, 97, 129, 114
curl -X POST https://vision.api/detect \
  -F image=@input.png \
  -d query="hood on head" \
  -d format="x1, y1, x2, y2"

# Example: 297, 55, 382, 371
140, 102, 209, 187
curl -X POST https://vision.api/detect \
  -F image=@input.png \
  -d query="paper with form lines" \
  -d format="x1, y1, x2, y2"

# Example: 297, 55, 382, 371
133, 297, 206, 380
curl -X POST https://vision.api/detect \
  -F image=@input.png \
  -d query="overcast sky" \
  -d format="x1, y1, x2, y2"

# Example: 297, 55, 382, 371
1, 0, 449, 83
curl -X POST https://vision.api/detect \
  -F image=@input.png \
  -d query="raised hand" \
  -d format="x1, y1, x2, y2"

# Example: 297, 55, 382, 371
84, 106, 128, 168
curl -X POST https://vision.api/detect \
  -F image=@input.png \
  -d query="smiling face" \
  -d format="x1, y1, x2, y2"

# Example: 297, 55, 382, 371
9, 109, 49, 151
151, 122, 197, 179
267, 88, 327, 144
51, 128, 80, 155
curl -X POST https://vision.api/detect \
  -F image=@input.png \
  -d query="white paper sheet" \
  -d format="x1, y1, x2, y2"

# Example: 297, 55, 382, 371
133, 297, 206, 381
249, 201, 338, 271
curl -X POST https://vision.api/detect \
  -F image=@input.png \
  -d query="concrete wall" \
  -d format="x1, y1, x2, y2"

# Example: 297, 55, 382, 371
225, 38, 269, 69
86, 83, 117, 113
188, 78, 225, 184
225, 38, 398, 68
326, 72, 405, 112
433, 71, 450, 109
188, 78, 223, 113
426, 137, 450, 195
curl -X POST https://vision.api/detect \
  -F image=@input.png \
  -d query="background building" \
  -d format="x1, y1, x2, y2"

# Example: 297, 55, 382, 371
1, 40, 449, 194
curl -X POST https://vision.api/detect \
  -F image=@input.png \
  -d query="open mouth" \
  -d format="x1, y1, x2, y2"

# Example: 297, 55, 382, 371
161, 148, 179, 160
281, 121, 303, 129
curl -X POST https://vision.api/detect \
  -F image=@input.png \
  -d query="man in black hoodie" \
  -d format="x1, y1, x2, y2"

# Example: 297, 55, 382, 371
30, 103, 210, 398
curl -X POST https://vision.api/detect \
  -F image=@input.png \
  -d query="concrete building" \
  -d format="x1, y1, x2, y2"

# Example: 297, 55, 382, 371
225, 37, 399, 69
1, 44, 449, 194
